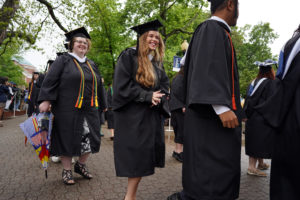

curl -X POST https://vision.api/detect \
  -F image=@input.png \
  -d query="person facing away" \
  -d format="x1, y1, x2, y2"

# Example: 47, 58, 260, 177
112, 19, 169, 200
244, 60, 276, 177
38, 27, 107, 185
255, 25, 300, 200
169, 66, 185, 162
167, 0, 244, 199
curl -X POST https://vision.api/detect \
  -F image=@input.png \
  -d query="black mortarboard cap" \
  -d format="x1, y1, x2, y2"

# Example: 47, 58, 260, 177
254, 59, 277, 73
33, 72, 39, 75
130, 19, 163, 37
64, 27, 91, 42
208, 0, 226, 12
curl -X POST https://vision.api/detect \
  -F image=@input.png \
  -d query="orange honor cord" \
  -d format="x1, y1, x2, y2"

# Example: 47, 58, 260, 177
225, 31, 237, 111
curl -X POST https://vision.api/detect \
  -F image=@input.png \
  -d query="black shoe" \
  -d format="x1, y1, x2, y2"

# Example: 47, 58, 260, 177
74, 161, 93, 179
179, 152, 183, 161
62, 169, 75, 185
172, 151, 183, 162
167, 192, 182, 200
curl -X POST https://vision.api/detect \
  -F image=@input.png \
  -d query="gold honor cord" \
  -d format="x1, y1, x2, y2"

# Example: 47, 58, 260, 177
73, 59, 98, 109
28, 81, 34, 100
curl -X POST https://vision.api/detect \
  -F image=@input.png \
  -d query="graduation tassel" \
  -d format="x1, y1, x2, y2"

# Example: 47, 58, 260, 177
91, 96, 94, 107
86, 61, 99, 108
95, 96, 99, 107
78, 97, 83, 108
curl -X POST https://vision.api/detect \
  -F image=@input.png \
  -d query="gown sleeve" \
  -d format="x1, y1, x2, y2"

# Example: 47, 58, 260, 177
184, 21, 233, 107
256, 54, 300, 128
38, 56, 65, 103
112, 49, 153, 110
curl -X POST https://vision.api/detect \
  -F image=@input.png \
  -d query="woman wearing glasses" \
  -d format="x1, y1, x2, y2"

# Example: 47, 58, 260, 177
38, 27, 107, 185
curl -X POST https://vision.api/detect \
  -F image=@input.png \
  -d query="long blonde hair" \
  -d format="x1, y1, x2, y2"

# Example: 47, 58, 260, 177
136, 31, 165, 88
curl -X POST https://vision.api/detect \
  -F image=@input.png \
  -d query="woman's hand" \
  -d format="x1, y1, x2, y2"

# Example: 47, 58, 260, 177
151, 91, 165, 106
39, 101, 51, 113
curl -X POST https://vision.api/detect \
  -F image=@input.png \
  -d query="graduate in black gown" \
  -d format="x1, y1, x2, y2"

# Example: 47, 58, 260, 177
113, 20, 169, 200
38, 27, 107, 185
168, 0, 244, 199
169, 67, 185, 162
106, 83, 114, 140
256, 25, 300, 200
27, 72, 39, 117
244, 60, 276, 177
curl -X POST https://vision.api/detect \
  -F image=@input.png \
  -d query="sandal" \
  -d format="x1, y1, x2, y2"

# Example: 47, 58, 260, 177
62, 169, 75, 185
247, 168, 267, 177
74, 161, 93, 179
257, 163, 270, 170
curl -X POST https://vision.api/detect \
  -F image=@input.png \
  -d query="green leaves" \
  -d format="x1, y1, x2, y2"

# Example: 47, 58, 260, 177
232, 22, 278, 95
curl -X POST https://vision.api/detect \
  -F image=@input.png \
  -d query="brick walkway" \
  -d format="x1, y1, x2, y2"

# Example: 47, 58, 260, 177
0, 115, 270, 200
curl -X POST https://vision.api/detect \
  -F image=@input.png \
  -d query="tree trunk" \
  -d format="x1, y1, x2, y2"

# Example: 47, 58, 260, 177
0, 0, 20, 46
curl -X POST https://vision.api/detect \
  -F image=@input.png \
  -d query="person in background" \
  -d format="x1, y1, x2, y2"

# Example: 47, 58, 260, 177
27, 72, 39, 117
113, 20, 169, 200
244, 60, 276, 177
0, 76, 9, 127
4, 81, 14, 111
38, 27, 107, 185
106, 82, 114, 140
169, 67, 185, 162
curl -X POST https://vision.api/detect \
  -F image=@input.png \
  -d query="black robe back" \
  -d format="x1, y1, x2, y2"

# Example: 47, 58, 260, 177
181, 19, 244, 200
244, 79, 275, 159
256, 33, 300, 200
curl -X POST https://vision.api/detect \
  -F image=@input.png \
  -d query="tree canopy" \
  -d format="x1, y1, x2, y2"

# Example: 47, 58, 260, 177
0, 0, 278, 93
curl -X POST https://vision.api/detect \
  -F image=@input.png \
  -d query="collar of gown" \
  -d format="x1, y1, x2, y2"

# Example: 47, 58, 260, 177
68, 52, 87, 63
210, 16, 231, 32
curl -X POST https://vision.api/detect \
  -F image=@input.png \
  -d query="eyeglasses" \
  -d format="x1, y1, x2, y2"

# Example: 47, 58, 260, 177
74, 40, 88, 45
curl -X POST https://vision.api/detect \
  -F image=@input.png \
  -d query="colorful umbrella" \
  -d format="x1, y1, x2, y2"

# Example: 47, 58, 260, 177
20, 112, 54, 178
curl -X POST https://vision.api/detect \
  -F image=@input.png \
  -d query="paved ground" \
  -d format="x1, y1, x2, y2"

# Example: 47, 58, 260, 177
0, 115, 270, 200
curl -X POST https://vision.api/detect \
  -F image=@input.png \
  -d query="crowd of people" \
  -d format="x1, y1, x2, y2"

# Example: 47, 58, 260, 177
0, 76, 28, 127
3, 0, 300, 199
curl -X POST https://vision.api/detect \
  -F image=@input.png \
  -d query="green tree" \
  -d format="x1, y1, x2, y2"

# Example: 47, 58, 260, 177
0, 39, 24, 85
78, 0, 130, 85
232, 22, 278, 95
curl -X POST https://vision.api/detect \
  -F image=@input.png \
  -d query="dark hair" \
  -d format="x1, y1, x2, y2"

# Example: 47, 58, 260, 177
257, 68, 275, 80
0, 76, 8, 84
211, 0, 238, 14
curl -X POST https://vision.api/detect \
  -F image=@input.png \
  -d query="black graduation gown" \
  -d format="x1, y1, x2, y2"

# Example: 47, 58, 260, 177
169, 74, 185, 144
27, 82, 39, 117
182, 20, 244, 200
106, 86, 114, 129
256, 33, 300, 200
38, 53, 107, 157
113, 48, 169, 177
244, 79, 275, 159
